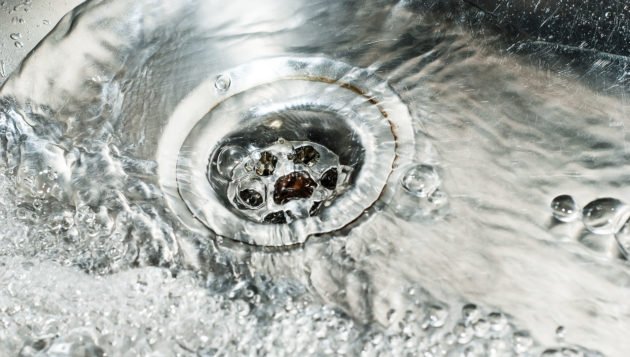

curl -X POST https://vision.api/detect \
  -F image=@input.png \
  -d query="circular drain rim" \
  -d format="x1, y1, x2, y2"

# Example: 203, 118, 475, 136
157, 56, 415, 247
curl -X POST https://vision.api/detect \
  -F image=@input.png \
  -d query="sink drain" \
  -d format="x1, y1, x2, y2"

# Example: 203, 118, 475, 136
158, 57, 414, 246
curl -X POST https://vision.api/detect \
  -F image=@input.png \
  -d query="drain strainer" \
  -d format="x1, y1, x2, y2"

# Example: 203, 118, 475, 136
158, 57, 414, 246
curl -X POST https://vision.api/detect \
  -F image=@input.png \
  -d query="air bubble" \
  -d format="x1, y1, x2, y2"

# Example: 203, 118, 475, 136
461, 303, 481, 325
426, 304, 448, 328
214, 74, 231, 92
401, 164, 440, 197
215, 145, 247, 179
550, 195, 579, 222
512, 331, 533, 353
582, 197, 630, 235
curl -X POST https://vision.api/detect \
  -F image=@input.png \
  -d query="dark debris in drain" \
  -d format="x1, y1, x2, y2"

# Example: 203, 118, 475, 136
320, 168, 338, 190
255, 151, 278, 176
263, 211, 287, 224
273, 171, 317, 205
238, 189, 264, 208
289, 145, 320, 166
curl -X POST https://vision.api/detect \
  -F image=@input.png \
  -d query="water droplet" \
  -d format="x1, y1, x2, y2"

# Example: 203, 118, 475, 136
472, 319, 489, 337
550, 194, 579, 222
0, 60, 5, 77
401, 164, 440, 197
488, 311, 508, 332
614, 217, 630, 259
582, 197, 630, 234
9, 33, 21, 40
214, 74, 231, 92
605, 11, 612, 18
14, 41, 23, 48
215, 145, 247, 178
43, 19, 49, 25
462, 303, 481, 325
555, 325, 565, 342
454, 322, 474, 344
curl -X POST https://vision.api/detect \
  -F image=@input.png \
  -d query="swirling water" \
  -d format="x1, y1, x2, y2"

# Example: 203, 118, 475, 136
1, 0, 630, 356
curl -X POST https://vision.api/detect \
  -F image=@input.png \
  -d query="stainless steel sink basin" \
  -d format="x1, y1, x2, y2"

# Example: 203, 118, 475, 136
1, 1, 630, 356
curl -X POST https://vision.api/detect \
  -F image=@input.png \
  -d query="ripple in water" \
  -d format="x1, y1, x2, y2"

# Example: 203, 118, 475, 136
0, 0, 629, 356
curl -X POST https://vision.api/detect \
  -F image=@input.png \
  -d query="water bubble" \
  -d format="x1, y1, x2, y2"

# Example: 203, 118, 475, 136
614, 217, 630, 259
214, 74, 231, 92
400, 164, 440, 197
453, 322, 474, 344
582, 197, 630, 235
487, 312, 508, 332
512, 331, 533, 353
461, 303, 481, 325
550, 195, 580, 222
472, 319, 489, 337
215, 145, 247, 179
426, 304, 448, 328
555, 325, 565, 342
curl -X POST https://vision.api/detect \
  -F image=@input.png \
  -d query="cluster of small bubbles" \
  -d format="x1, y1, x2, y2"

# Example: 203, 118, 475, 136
0, 261, 605, 357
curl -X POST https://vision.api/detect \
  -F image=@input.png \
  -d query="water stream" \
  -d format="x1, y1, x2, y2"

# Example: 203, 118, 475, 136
0, 0, 629, 356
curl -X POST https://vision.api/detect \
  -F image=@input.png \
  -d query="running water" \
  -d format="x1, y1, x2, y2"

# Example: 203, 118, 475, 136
0, 0, 629, 356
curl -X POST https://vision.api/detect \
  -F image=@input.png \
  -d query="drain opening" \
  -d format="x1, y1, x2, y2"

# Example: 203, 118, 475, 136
160, 57, 415, 246
212, 137, 352, 225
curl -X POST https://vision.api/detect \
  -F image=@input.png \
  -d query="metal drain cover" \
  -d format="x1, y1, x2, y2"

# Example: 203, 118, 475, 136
158, 57, 414, 246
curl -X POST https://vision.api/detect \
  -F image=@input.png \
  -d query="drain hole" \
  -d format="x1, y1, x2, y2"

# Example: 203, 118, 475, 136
273, 171, 317, 205
255, 151, 278, 176
213, 137, 351, 225
263, 211, 288, 224
290, 145, 320, 166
